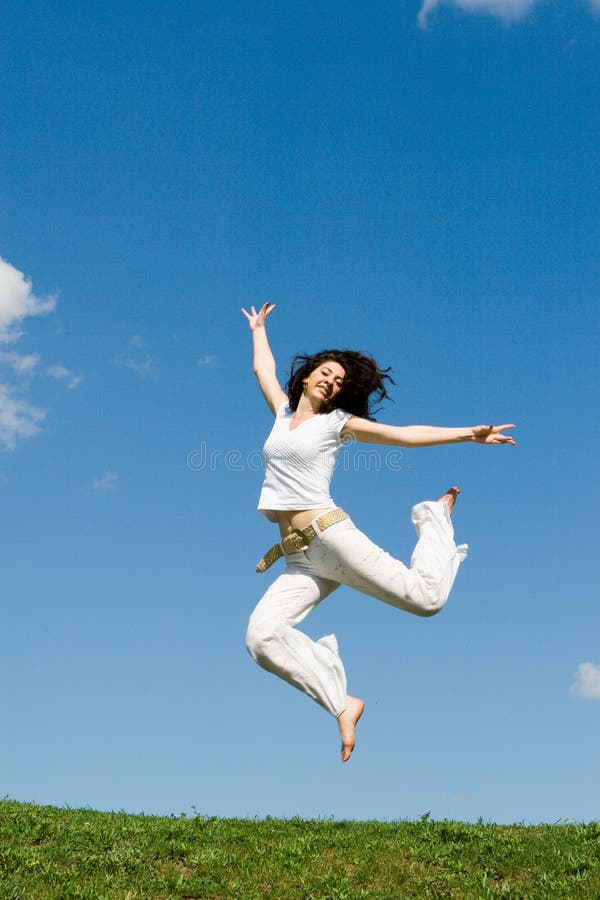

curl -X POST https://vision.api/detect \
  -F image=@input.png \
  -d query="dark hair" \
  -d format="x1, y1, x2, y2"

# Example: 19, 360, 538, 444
286, 349, 394, 420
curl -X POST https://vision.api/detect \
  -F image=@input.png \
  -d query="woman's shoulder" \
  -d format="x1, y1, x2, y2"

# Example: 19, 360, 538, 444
320, 406, 352, 436
269, 401, 292, 424
326, 406, 352, 423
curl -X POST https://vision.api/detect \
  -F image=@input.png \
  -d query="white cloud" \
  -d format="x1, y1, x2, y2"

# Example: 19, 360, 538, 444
0, 256, 79, 449
0, 350, 41, 375
0, 257, 56, 344
0, 257, 50, 449
92, 471, 119, 491
588, 0, 600, 10
198, 354, 218, 368
46, 364, 84, 390
571, 662, 600, 700
117, 335, 154, 378
0, 385, 45, 450
417, 0, 540, 29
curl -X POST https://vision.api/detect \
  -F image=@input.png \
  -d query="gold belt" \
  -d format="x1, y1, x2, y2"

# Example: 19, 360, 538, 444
256, 508, 348, 573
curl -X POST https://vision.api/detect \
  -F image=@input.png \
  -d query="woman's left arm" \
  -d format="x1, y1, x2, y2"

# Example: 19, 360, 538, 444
342, 418, 516, 447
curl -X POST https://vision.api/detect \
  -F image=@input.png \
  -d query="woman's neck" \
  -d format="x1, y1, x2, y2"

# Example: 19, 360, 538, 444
295, 395, 322, 417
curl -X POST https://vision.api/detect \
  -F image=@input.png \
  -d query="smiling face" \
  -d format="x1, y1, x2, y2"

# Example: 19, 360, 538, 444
304, 360, 346, 409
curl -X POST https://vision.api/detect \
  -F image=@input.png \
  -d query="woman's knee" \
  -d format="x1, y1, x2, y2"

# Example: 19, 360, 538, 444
383, 574, 445, 617
404, 570, 448, 617
414, 602, 443, 618
412, 581, 448, 616
245, 617, 275, 664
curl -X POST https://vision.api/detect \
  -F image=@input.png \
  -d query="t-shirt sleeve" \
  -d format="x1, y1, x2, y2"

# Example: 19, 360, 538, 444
329, 408, 352, 438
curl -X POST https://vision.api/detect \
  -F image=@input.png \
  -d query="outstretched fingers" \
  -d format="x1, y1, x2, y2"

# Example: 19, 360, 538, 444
241, 302, 276, 329
489, 424, 516, 445
473, 424, 516, 445
240, 305, 256, 321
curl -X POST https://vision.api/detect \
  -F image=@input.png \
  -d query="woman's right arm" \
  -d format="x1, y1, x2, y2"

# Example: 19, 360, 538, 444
241, 302, 288, 414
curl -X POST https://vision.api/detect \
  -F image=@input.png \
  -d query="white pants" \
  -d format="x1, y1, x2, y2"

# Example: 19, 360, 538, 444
246, 501, 468, 718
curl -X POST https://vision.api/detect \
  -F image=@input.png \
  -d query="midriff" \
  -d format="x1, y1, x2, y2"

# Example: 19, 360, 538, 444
276, 508, 334, 538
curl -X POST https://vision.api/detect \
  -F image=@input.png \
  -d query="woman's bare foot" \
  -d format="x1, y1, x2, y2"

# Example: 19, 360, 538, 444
337, 695, 365, 763
437, 486, 460, 515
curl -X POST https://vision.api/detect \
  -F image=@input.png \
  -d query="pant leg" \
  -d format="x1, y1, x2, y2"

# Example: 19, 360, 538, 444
304, 501, 468, 617
409, 500, 468, 612
245, 554, 346, 717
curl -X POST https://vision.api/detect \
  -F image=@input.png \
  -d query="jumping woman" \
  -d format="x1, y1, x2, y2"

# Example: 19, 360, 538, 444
242, 302, 515, 763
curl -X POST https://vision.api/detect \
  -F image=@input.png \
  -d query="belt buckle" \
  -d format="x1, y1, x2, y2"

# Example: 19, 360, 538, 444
282, 528, 310, 555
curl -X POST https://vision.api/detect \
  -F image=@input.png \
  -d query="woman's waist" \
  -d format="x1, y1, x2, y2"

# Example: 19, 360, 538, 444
275, 507, 338, 537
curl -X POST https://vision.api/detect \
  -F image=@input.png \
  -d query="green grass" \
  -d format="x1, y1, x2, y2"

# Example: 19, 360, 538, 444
1, 800, 599, 898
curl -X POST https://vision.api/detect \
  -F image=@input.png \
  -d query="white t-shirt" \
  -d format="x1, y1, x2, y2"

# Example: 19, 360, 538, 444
258, 402, 352, 522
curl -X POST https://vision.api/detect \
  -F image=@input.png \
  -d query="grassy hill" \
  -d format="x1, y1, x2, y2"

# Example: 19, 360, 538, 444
1, 800, 599, 898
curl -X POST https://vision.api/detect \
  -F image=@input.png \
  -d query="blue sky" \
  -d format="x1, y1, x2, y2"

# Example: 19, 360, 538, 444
1, 0, 599, 824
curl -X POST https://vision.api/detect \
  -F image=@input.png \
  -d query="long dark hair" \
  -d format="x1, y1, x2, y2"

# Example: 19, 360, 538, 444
286, 349, 394, 420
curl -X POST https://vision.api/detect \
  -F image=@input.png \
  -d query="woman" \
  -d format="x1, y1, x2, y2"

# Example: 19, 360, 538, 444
242, 301, 515, 763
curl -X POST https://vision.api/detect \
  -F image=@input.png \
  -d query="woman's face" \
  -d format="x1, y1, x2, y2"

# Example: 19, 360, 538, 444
304, 360, 346, 407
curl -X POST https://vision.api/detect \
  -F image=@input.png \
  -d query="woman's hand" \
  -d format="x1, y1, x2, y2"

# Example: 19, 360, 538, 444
472, 424, 516, 445
241, 302, 276, 331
